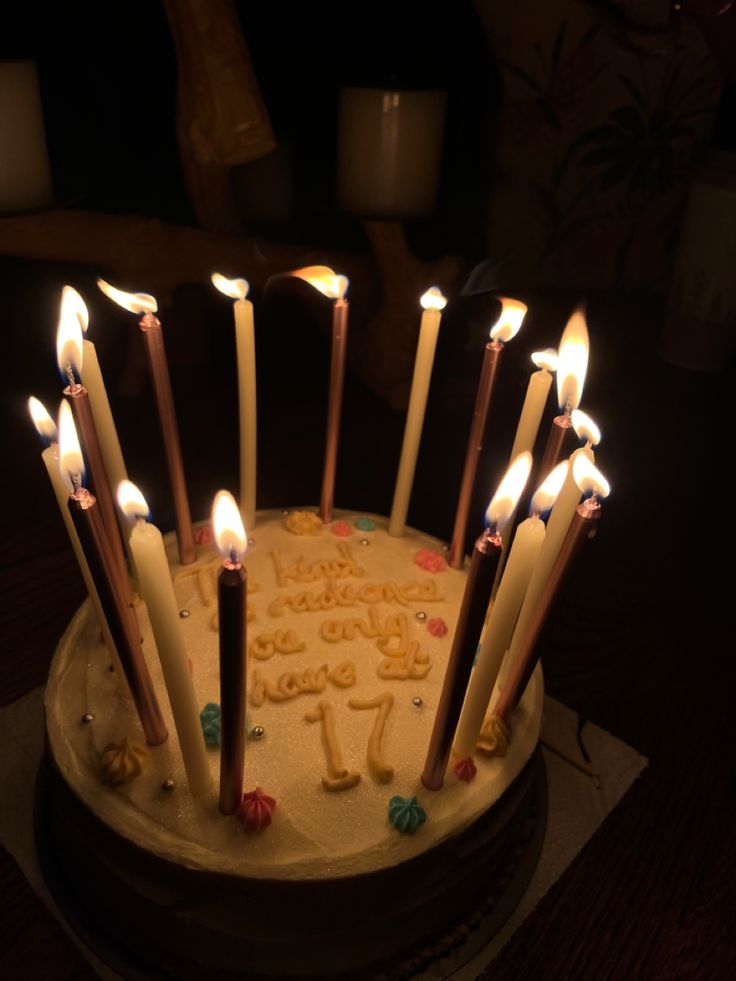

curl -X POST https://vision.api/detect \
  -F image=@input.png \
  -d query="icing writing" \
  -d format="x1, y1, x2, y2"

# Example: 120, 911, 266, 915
250, 660, 356, 707
377, 641, 431, 680
348, 693, 394, 783
305, 700, 361, 792
320, 608, 410, 657
271, 542, 364, 587
249, 629, 305, 661
268, 578, 443, 617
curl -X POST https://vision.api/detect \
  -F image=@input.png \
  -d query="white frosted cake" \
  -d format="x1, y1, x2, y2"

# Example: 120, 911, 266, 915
41, 508, 544, 979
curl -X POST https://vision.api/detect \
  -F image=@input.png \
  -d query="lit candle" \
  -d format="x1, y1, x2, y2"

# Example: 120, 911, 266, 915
448, 297, 527, 569
290, 266, 349, 524
58, 402, 167, 746
453, 460, 567, 760
56, 288, 134, 610
389, 287, 447, 537
118, 480, 211, 796
536, 305, 589, 487
489, 458, 610, 739
212, 490, 248, 815
212, 274, 257, 531
421, 455, 529, 790
499, 414, 601, 693
60, 286, 130, 508
28, 397, 130, 698
97, 279, 196, 565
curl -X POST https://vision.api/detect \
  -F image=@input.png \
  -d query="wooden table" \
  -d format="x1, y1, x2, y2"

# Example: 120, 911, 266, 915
1, 263, 733, 980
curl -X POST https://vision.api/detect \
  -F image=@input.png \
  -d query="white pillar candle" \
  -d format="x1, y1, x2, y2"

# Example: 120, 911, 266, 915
212, 275, 257, 530
389, 287, 447, 537
118, 480, 211, 797
453, 462, 566, 759
508, 349, 558, 465
0, 61, 53, 213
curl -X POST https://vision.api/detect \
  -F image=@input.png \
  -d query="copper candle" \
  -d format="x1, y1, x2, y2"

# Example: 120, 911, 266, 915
493, 457, 609, 728
534, 409, 577, 488
422, 456, 530, 790
448, 297, 527, 569
213, 490, 248, 815
97, 280, 196, 566
58, 404, 167, 746
56, 289, 134, 611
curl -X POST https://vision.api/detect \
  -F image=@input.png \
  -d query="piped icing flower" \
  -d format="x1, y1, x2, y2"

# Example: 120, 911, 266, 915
332, 520, 352, 537
414, 548, 446, 573
388, 795, 427, 834
237, 787, 276, 832
99, 738, 148, 785
194, 525, 213, 545
285, 510, 323, 535
453, 756, 477, 783
427, 617, 448, 638
199, 702, 221, 746
354, 516, 375, 531
477, 715, 511, 758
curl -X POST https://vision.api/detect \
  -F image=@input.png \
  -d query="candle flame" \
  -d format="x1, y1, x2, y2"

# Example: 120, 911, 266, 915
571, 409, 601, 446
531, 348, 558, 372
97, 278, 158, 314
212, 490, 247, 561
117, 480, 150, 521
572, 454, 610, 499
57, 400, 84, 492
61, 285, 90, 332
489, 297, 527, 343
56, 289, 85, 378
28, 396, 58, 443
530, 461, 568, 516
211, 273, 250, 301
556, 305, 589, 412
420, 287, 447, 311
290, 265, 348, 300
486, 452, 532, 532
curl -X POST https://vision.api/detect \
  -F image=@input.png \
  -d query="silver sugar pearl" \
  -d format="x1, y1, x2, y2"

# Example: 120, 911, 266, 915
248, 537, 255, 546
162, 778, 176, 792
282, 508, 290, 515
415, 611, 427, 622
251, 725, 265, 740
412, 697, 424, 708
442, 543, 449, 552
179, 609, 190, 619
81, 712, 94, 724
359, 538, 370, 546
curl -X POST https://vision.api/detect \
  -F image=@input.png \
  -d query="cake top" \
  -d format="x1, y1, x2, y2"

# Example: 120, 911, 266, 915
46, 509, 543, 880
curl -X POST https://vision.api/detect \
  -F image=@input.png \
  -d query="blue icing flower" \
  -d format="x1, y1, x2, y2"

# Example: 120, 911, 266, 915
354, 516, 375, 531
388, 795, 427, 834
200, 702, 221, 746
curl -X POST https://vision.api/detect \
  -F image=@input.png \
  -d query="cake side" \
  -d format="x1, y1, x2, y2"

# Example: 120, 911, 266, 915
45, 509, 543, 881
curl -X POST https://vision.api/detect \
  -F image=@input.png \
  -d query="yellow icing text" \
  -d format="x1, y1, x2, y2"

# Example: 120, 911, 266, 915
271, 542, 364, 587
250, 661, 356, 707
268, 578, 443, 617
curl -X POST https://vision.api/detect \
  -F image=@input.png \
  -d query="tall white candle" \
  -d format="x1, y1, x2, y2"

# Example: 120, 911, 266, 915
453, 462, 567, 759
0, 61, 53, 213
28, 397, 130, 698
212, 274, 257, 530
508, 349, 558, 464
118, 480, 211, 797
500, 414, 600, 691
389, 287, 447, 537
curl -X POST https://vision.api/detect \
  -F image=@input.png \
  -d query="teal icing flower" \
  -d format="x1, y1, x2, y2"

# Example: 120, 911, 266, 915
199, 702, 221, 746
354, 516, 375, 531
388, 795, 426, 834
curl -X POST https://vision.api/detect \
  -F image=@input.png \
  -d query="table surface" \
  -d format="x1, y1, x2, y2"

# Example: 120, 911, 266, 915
0, 263, 733, 981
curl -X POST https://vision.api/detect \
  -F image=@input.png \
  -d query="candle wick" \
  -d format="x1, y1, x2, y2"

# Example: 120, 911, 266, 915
64, 362, 79, 392
229, 546, 237, 565
70, 470, 81, 494
564, 399, 573, 417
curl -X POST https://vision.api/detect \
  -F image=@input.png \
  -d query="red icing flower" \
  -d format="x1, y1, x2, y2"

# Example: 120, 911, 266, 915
415, 548, 446, 573
194, 525, 213, 545
332, 521, 352, 537
236, 787, 276, 832
454, 757, 477, 783
427, 617, 448, 638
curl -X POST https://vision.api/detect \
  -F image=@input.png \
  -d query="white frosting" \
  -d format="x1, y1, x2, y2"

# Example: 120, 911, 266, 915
45, 510, 543, 880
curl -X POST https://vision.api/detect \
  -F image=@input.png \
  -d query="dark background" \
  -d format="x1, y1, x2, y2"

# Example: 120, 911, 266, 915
1, 2, 736, 980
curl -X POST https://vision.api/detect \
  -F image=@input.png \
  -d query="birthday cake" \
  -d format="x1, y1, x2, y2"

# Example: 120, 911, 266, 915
40, 507, 545, 979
